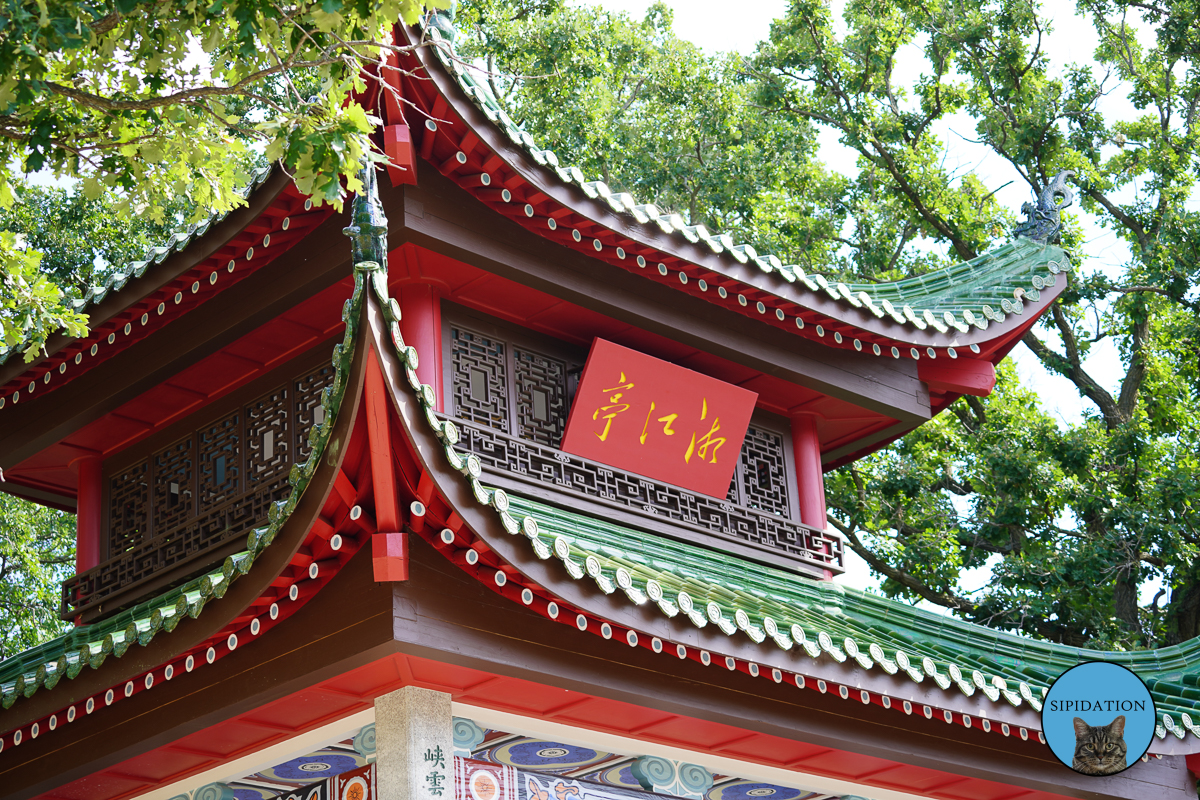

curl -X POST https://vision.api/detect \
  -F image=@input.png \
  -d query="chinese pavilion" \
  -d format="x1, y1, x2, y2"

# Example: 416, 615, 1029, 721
1, 13, 1198, 800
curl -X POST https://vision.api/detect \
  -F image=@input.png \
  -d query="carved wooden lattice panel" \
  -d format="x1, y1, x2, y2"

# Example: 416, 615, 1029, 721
450, 326, 509, 432
295, 364, 333, 462
513, 347, 568, 446
152, 436, 193, 537
247, 385, 291, 485
726, 468, 740, 504
108, 461, 149, 555
198, 412, 241, 510
452, 418, 841, 569
66, 361, 338, 619
738, 426, 790, 517
244, 383, 294, 529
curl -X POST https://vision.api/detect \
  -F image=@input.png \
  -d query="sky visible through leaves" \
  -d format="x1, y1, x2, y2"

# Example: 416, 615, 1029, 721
592, 0, 1163, 610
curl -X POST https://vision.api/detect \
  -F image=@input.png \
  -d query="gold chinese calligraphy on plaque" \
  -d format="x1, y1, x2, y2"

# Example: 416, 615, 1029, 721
561, 339, 758, 497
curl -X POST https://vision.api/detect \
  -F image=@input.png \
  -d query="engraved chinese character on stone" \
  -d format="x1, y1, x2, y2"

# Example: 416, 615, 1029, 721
424, 745, 446, 769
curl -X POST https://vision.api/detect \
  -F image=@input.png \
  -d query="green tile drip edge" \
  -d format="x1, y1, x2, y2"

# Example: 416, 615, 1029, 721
0, 166, 276, 367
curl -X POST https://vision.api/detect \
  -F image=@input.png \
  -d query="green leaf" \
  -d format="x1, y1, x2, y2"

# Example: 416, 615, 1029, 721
80, 176, 104, 200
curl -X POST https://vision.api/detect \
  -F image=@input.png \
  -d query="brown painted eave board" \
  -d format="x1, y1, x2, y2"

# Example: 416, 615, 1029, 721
0, 478, 77, 512
404, 29, 1066, 353
0, 170, 292, 389
0, 210, 353, 471
822, 419, 915, 467
393, 170, 931, 424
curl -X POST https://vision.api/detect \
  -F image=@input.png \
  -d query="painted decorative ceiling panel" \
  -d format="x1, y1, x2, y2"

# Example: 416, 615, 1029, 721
463, 756, 835, 800
229, 742, 371, 800
206, 721, 848, 800
480, 738, 615, 773
459, 722, 847, 800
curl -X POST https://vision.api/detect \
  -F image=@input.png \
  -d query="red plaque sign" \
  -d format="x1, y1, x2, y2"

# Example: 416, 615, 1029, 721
561, 339, 758, 498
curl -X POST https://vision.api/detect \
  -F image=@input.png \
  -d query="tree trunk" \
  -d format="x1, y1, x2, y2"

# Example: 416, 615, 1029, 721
1166, 576, 1200, 646
1114, 569, 1141, 638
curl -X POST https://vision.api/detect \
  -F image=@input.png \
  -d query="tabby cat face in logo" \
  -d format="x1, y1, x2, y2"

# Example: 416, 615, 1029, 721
1072, 716, 1127, 776
1041, 660, 1155, 775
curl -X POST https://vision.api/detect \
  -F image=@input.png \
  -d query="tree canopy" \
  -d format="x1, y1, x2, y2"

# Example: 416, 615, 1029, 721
1, 0, 447, 360
0, 493, 74, 660
0, 0, 445, 655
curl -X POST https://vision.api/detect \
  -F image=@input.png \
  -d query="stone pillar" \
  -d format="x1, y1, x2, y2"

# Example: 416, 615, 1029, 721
400, 283, 444, 412
375, 686, 453, 800
72, 455, 103, 574
790, 413, 831, 579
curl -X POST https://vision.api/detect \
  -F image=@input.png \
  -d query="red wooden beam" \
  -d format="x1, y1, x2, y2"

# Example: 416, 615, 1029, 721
365, 349, 407, 581
381, 49, 406, 125
918, 359, 997, 397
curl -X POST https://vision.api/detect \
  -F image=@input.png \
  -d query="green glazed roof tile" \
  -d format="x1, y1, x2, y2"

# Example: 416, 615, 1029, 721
420, 22, 1070, 341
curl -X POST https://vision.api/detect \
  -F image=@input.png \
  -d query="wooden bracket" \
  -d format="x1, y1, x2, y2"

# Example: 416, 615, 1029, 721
379, 49, 415, 186
384, 124, 417, 187
382, 50, 406, 126
918, 359, 997, 397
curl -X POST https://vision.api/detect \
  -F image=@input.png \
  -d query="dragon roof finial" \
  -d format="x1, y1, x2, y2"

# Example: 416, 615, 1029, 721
343, 164, 388, 270
1014, 171, 1075, 245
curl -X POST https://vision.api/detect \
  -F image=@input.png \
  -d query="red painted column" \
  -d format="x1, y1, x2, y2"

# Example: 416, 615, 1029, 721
73, 455, 103, 574
399, 283, 443, 411
790, 414, 832, 579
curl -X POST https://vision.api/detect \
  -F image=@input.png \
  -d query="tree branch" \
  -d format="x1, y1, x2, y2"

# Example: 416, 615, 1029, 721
1021, 309, 1122, 425
828, 512, 977, 613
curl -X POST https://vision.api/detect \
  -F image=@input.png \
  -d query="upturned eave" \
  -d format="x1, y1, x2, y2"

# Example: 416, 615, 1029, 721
393, 25, 1070, 362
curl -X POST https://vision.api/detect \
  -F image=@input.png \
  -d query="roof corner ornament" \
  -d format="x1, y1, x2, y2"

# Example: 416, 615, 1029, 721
1013, 171, 1075, 245
344, 164, 388, 271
